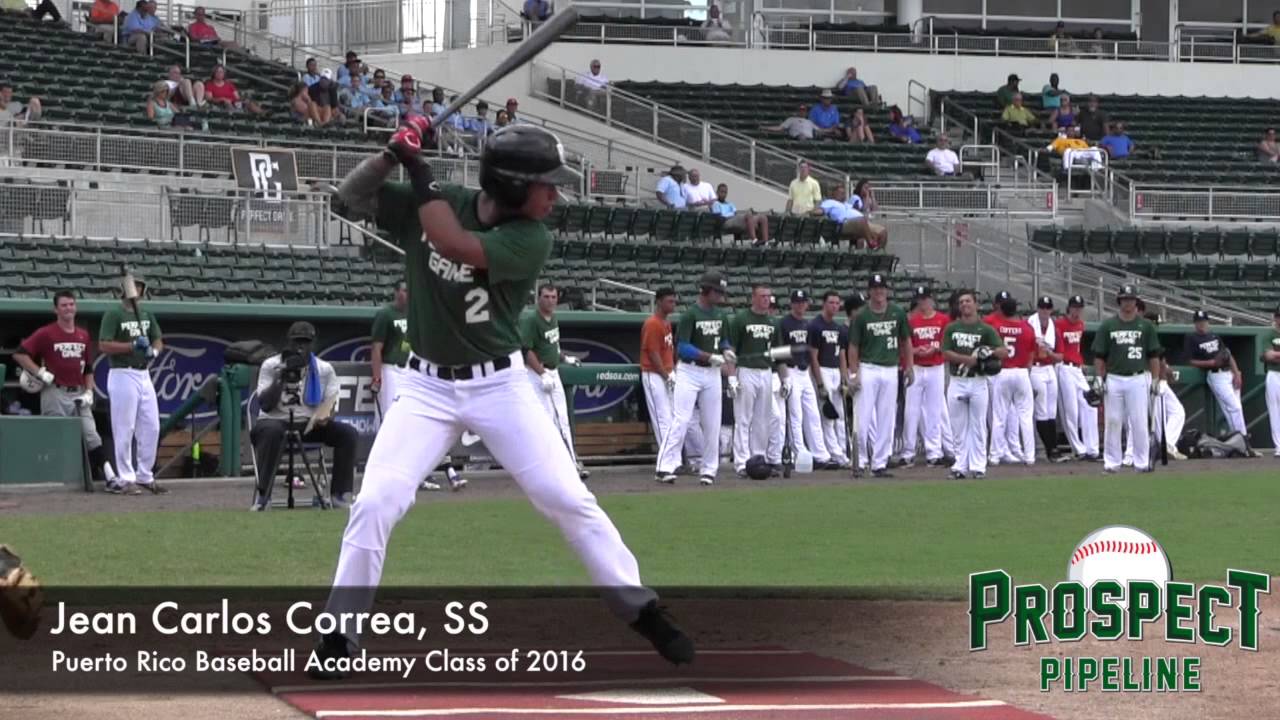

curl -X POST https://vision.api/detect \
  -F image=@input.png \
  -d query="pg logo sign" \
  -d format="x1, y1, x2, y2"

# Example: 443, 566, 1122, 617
231, 147, 299, 196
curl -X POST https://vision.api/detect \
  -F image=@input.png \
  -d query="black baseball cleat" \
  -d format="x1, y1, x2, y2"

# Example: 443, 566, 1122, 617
926, 457, 948, 467
140, 482, 169, 495
948, 469, 966, 480
871, 468, 894, 478
655, 472, 677, 484
630, 600, 695, 665
307, 631, 353, 680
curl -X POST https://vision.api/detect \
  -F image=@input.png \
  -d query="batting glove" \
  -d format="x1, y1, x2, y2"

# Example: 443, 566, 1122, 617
726, 376, 739, 399
664, 375, 676, 393
1150, 379, 1161, 398
722, 349, 738, 364
78, 389, 94, 407
133, 336, 151, 352
402, 113, 434, 145
903, 367, 915, 387
540, 373, 557, 394
847, 372, 861, 392
386, 125, 422, 164
1092, 377, 1106, 396
37, 369, 55, 386
707, 354, 726, 367
780, 377, 793, 399
562, 355, 582, 367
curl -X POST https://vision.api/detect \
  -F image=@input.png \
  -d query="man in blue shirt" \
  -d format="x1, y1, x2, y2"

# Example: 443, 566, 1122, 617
655, 166, 688, 209
1099, 122, 1135, 159
808, 90, 842, 137
815, 183, 888, 250
833, 67, 880, 106
466, 100, 494, 136
123, 0, 162, 54
522, 0, 551, 21
711, 183, 768, 245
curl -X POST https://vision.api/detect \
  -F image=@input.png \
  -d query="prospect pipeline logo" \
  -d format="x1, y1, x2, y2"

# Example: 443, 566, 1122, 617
968, 525, 1270, 693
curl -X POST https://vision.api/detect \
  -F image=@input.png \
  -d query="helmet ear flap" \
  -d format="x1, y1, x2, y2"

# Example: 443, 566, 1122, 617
480, 166, 530, 207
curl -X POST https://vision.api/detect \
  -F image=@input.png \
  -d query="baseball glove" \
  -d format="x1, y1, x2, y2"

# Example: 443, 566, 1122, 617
0, 545, 44, 639
1215, 347, 1232, 369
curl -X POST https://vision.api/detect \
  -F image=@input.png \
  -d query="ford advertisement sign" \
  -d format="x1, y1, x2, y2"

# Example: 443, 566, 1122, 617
92, 334, 237, 420
559, 338, 634, 417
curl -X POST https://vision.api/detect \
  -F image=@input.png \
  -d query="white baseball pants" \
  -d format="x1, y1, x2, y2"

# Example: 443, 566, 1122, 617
990, 368, 1035, 464
325, 350, 655, 644
1267, 372, 1280, 456
816, 366, 850, 465
1125, 380, 1185, 462
781, 370, 829, 464
768, 373, 783, 464
948, 376, 990, 475
1104, 373, 1151, 472
527, 368, 575, 459
732, 367, 775, 471
107, 367, 159, 486
656, 363, 722, 477
1056, 364, 1098, 457
857, 364, 899, 471
641, 371, 705, 465
1030, 365, 1059, 421
377, 365, 404, 420
1206, 370, 1246, 434
902, 363, 949, 462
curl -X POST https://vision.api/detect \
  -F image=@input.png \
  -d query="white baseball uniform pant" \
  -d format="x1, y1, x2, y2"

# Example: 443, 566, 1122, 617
1125, 379, 1184, 462
1206, 370, 1246, 434
527, 368, 575, 458
1056, 364, 1098, 457
902, 363, 948, 462
732, 367, 775, 470
1267, 371, 1280, 456
656, 363, 722, 478
325, 350, 655, 644
1030, 365, 1059, 421
107, 367, 159, 486
377, 365, 404, 420
816, 366, 850, 465
857, 363, 899, 471
768, 373, 783, 464
948, 376, 990, 475
642, 370, 704, 462
990, 368, 1035, 463
1104, 373, 1151, 472
781, 369, 829, 464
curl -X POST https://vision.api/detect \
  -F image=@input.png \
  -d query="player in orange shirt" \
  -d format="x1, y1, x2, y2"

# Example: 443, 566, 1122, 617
640, 288, 702, 469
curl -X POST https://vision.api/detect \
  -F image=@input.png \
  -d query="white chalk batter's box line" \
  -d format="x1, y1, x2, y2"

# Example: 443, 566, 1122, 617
311, 700, 1008, 717
273, 674, 912, 694
1071, 540, 1161, 566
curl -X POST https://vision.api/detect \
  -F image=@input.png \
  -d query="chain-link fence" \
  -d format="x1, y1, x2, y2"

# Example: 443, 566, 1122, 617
874, 182, 1057, 218
1128, 185, 1280, 223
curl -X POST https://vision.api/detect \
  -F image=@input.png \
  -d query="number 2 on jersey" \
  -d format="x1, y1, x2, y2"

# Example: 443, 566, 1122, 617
464, 288, 490, 324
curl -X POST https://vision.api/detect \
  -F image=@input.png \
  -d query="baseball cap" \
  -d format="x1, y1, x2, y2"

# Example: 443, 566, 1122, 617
320, 68, 333, 80
1037, 295, 1054, 309
995, 290, 1014, 303
1193, 310, 1210, 322
699, 270, 728, 292
1008, 73, 1021, 83
790, 290, 809, 304
914, 285, 932, 299
868, 273, 888, 289
1067, 295, 1085, 308
506, 97, 519, 106
843, 292, 866, 315
401, 74, 414, 83
820, 89, 834, 98
287, 321, 317, 341
1117, 285, 1138, 300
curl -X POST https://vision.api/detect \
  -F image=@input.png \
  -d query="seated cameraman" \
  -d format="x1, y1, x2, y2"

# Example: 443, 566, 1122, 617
249, 321, 356, 510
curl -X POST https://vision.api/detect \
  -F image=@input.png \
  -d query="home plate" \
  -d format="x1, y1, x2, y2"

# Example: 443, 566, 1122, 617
557, 688, 725, 706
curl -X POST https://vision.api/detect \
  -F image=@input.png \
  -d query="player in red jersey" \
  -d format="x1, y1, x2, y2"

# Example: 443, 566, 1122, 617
1054, 295, 1099, 460
984, 291, 1037, 465
900, 286, 954, 467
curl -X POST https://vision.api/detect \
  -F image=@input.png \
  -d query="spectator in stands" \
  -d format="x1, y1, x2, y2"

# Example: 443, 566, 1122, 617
763, 104, 818, 141
1048, 125, 1105, 170
368, 68, 389, 97
1041, 73, 1065, 113
88, 0, 123, 43
145, 80, 176, 127
925, 135, 961, 176
711, 183, 768, 245
25, 0, 62, 22
845, 107, 874, 144
1049, 20, 1071, 52
495, 108, 511, 128
368, 84, 398, 126
1257, 128, 1280, 163
703, 1, 732, 43
122, 0, 162, 54
205, 64, 262, 114
336, 51, 360, 84
288, 82, 323, 126
338, 56, 367, 90
1000, 93, 1038, 131
1248, 11, 1280, 44
522, 0, 551, 22
682, 169, 716, 210
850, 179, 877, 217
785, 161, 822, 216
1100, 121, 1135, 159
1050, 95, 1076, 131
655, 165, 688, 210
886, 106, 921, 144
466, 100, 494, 136
1087, 27, 1108, 57
808, 90, 843, 138
505, 97, 523, 123
575, 59, 608, 112
995, 73, 1021, 109
0, 83, 43, 127
815, 182, 887, 250
834, 67, 880, 107
1076, 95, 1109, 141
442, 94, 468, 132
341, 73, 372, 116
187, 6, 235, 48
308, 69, 343, 125
164, 65, 205, 109
398, 86, 425, 118
429, 85, 447, 116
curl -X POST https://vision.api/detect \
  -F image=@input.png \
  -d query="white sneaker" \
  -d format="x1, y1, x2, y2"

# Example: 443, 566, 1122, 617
1170, 449, 1188, 461
449, 476, 468, 491
699, 475, 715, 486
420, 479, 442, 491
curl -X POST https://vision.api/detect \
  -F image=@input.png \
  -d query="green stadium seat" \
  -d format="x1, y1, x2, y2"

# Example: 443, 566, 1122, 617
1222, 230, 1251, 257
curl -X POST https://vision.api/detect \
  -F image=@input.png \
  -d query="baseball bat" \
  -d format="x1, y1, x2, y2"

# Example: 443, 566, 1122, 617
781, 385, 793, 478
430, 8, 580, 129
120, 263, 141, 320
1160, 386, 1169, 466
845, 390, 860, 477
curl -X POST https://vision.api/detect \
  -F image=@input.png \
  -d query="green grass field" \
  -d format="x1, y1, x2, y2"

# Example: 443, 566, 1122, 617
7, 471, 1277, 599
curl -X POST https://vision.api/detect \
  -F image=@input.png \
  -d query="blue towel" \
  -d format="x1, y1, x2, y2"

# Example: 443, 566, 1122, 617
303, 353, 323, 407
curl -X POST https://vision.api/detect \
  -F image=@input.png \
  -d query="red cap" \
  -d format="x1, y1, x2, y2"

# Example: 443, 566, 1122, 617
401, 74, 414, 83
506, 97, 519, 106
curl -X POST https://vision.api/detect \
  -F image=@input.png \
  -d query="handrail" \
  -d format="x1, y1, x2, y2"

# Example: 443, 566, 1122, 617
592, 278, 655, 314
330, 211, 404, 257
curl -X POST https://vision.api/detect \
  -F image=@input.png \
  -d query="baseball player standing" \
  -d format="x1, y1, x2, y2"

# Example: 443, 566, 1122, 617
776, 290, 828, 467
656, 271, 734, 485
1263, 306, 1280, 456
1183, 310, 1246, 435
640, 288, 705, 472
985, 292, 1036, 465
809, 291, 851, 469
847, 274, 912, 477
1092, 285, 1161, 473
942, 290, 1007, 479
729, 284, 782, 477
14, 290, 120, 488
1055, 295, 1099, 461
521, 284, 589, 480
97, 278, 167, 495
902, 286, 953, 467
317, 122, 693, 673
1029, 296, 1070, 462
1149, 314, 1188, 460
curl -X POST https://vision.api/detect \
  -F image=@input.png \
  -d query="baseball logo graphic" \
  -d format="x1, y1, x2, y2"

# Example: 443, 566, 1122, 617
1067, 525, 1172, 601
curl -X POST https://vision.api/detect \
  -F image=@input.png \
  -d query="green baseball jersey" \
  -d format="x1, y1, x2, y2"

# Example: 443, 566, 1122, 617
519, 310, 561, 370
849, 304, 910, 367
1091, 315, 1160, 374
98, 305, 162, 369
370, 304, 410, 365
675, 302, 728, 357
375, 182, 552, 366
729, 309, 778, 369
1267, 328, 1280, 372
942, 320, 1001, 377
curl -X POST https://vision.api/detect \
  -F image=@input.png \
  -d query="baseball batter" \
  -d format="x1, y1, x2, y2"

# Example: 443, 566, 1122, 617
776, 290, 828, 467
942, 290, 1007, 479
729, 284, 782, 477
316, 121, 692, 674
1029, 296, 1069, 462
1055, 295, 1099, 460
902, 286, 953, 467
1092, 285, 1161, 473
521, 283, 589, 480
372, 282, 466, 492
809, 291, 851, 469
14, 290, 119, 488
1183, 310, 1245, 434
985, 292, 1036, 465
656, 271, 733, 485
1263, 307, 1280, 457
97, 279, 167, 495
847, 274, 912, 477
